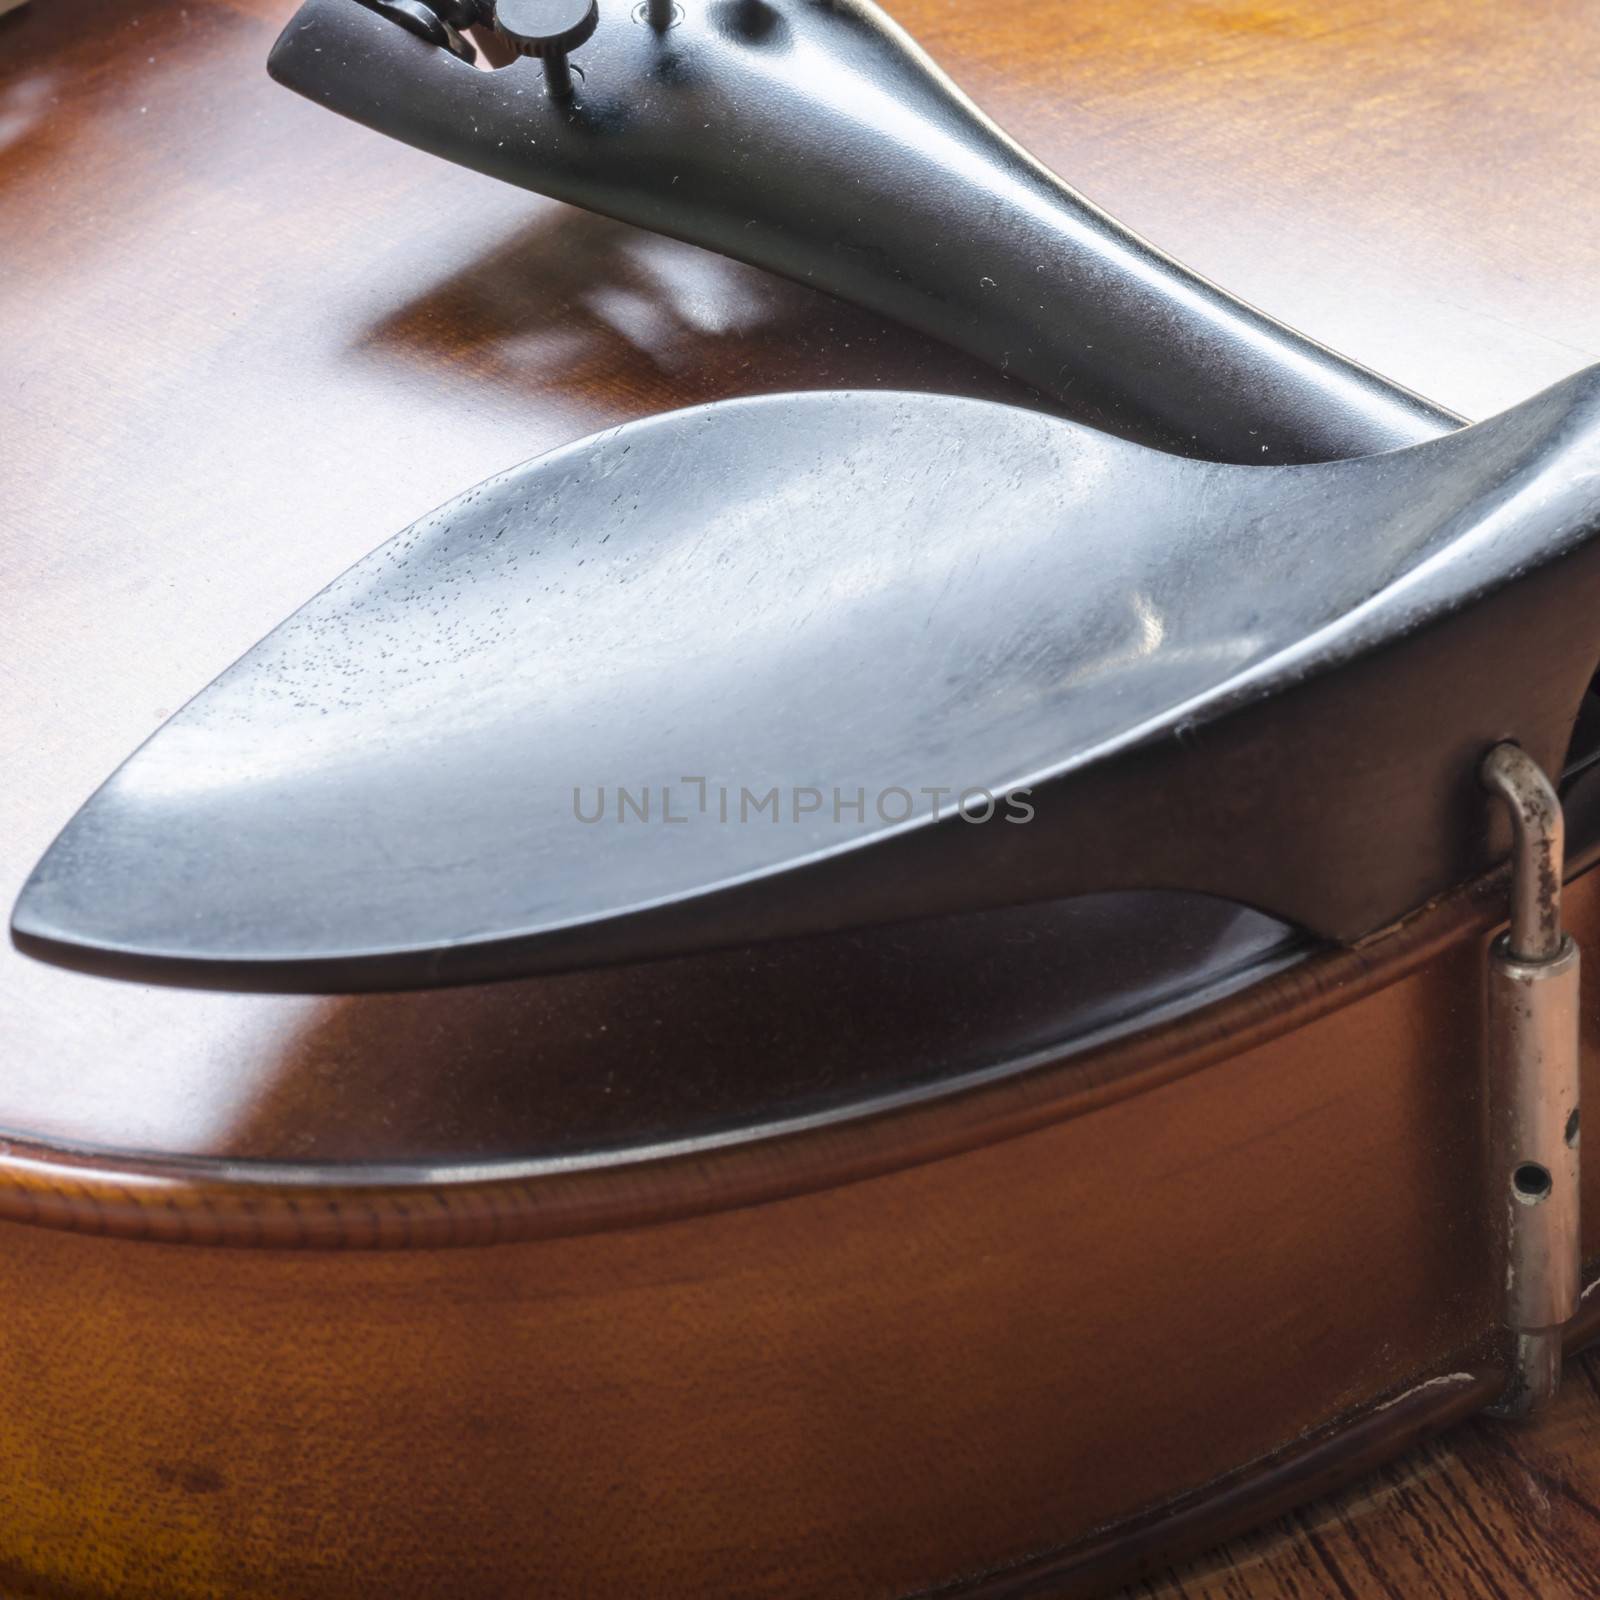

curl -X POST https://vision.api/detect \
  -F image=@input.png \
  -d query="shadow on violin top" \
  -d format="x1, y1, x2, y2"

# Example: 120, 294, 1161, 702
269, 0, 1456, 463
352, 207, 1028, 414
14, 371, 1600, 993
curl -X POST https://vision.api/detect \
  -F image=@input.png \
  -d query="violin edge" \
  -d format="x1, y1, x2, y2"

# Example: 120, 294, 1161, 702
0, 840, 1566, 1250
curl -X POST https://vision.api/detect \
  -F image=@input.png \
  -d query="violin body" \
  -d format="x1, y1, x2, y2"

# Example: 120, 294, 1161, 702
3, 0, 1600, 1595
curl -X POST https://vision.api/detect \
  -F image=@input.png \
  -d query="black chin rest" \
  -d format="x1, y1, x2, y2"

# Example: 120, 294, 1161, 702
13, 366, 1600, 993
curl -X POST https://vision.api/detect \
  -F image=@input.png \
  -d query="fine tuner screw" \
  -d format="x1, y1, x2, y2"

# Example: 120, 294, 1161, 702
358, 0, 480, 61
495, 0, 600, 96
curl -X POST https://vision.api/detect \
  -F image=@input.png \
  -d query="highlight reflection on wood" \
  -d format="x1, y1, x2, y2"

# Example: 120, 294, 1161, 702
4, 1, 1600, 1597
1137, 1343, 1600, 1600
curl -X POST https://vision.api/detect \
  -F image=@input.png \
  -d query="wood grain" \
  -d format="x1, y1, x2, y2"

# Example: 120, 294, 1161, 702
1131, 1341, 1600, 1600
7, 854, 1600, 1597
3, 0, 1599, 1173
4, 0, 1600, 1597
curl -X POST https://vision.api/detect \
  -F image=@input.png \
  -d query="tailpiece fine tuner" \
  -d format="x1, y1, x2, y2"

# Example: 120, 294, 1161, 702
15, 0, 1600, 992
268, 0, 1456, 467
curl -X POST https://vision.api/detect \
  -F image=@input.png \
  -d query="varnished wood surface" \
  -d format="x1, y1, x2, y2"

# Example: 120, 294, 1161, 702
1132, 1342, 1600, 1600
0, 848, 1592, 1250
4, 0, 1600, 1171
4, 1, 1600, 1597
6, 861, 1600, 1597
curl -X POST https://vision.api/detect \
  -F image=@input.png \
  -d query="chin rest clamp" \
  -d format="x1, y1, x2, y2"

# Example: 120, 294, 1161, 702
1482, 743, 1582, 1418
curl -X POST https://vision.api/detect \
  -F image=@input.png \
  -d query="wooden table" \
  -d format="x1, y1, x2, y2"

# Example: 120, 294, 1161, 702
4, 0, 1600, 1595
1142, 1343, 1600, 1598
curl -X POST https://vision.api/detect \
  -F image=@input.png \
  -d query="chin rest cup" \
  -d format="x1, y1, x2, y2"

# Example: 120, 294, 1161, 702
13, 366, 1600, 991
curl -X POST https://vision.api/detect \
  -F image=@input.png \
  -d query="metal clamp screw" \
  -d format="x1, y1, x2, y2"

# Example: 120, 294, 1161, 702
1482, 742, 1581, 1417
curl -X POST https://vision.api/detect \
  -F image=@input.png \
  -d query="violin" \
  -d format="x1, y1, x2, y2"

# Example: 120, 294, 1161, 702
2, 0, 1598, 1595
